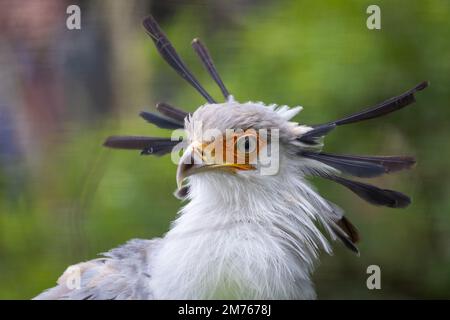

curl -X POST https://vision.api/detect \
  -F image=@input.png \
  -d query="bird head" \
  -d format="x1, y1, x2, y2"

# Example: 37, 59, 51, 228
103, 15, 428, 253
176, 100, 308, 189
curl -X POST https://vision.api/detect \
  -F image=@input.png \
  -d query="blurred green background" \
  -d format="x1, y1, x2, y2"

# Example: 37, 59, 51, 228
0, 0, 449, 299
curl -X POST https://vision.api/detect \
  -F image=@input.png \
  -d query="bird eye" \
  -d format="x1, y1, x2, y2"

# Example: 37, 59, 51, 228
236, 135, 257, 154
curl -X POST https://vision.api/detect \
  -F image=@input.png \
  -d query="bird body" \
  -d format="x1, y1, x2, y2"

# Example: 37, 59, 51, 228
35, 15, 428, 300
36, 101, 337, 299
150, 122, 334, 299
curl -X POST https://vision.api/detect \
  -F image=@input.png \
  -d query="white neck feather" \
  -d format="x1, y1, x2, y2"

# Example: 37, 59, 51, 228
149, 161, 334, 299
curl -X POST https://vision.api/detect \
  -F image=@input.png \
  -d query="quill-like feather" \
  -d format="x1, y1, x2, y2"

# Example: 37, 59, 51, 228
139, 111, 184, 129
302, 151, 415, 177
325, 175, 411, 208
298, 82, 428, 144
302, 151, 386, 178
192, 38, 230, 99
142, 16, 216, 103
336, 216, 360, 243
333, 81, 428, 126
156, 102, 189, 123
329, 222, 359, 254
103, 136, 180, 156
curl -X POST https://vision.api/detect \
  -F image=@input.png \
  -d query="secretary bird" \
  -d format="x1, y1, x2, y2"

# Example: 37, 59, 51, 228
35, 15, 428, 300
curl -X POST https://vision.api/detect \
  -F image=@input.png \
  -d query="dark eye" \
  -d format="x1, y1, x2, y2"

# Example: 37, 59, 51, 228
236, 135, 257, 154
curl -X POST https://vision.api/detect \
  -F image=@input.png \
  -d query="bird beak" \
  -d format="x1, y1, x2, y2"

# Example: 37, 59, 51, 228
176, 144, 205, 189
176, 142, 254, 189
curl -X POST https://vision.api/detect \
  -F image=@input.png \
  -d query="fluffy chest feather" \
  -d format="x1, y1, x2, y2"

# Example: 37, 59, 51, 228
149, 171, 332, 299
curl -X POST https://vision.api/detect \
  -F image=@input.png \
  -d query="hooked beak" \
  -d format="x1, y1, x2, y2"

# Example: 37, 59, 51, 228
176, 143, 254, 189
176, 145, 205, 189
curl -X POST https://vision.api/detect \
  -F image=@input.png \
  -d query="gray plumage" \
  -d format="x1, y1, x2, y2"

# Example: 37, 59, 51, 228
35, 239, 159, 300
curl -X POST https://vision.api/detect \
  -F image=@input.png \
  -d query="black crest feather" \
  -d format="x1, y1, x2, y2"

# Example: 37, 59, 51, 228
301, 152, 415, 177
192, 38, 230, 99
325, 175, 411, 208
139, 111, 184, 130
298, 81, 428, 144
103, 136, 181, 156
142, 16, 216, 103
156, 102, 189, 123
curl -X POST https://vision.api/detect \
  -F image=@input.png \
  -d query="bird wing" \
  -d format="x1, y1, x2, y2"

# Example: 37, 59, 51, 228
34, 239, 160, 300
